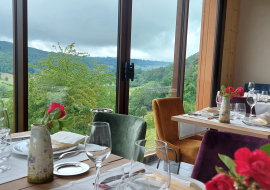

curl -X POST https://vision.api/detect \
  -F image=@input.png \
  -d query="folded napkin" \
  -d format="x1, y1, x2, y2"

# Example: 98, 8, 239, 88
255, 112, 270, 125
51, 131, 85, 151
200, 107, 219, 117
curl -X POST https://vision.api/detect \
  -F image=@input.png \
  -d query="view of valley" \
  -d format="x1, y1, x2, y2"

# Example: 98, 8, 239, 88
0, 41, 198, 138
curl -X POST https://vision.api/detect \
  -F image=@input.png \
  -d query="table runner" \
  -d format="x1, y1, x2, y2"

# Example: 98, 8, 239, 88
0, 143, 88, 185
183, 114, 270, 133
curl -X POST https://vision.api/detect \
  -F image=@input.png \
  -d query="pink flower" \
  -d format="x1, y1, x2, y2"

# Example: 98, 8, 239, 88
206, 173, 235, 190
234, 148, 270, 190
236, 87, 244, 97
47, 102, 66, 119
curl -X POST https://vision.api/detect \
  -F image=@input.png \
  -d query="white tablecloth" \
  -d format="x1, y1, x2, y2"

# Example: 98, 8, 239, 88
178, 122, 207, 140
0, 143, 88, 185
255, 102, 270, 115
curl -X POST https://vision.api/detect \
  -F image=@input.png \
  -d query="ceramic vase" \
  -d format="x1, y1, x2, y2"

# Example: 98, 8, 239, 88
27, 124, 54, 183
219, 97, 230, 123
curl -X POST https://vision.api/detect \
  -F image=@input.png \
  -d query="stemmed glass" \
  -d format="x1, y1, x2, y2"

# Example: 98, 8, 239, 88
117, 139, 170, 190
216, 91, 222, 108
0, 134, 12, 172
248, 82, 255, 91
246, 91, 258, 121
0, 108, 10, 140
85, 122, 112, 190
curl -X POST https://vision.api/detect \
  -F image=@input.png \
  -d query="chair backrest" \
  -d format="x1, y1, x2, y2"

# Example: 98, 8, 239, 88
93, 112, 147, 160
230, 97, 255, 114
152, 97, 185, 142
244, 83, 270, 93
191, 130, 270, 183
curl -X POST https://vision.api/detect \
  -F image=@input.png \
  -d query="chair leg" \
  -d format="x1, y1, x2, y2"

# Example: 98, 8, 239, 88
156, 158, 161, 169
177, 162, 181, 174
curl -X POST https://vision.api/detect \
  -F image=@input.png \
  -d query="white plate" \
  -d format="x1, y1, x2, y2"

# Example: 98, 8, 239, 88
54, 162, 89, 176
12, 140, 78, 156
242, 117, 270, 128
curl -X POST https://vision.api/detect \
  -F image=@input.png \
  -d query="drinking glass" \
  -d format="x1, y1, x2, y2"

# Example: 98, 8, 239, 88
0, 108, 10, 140
236, 103, 246, 119
230, 103, 236, 119
246, 91, 258, 120
261, 91, 268, 102
216, 91, 222, 108
0, 134, 12, 172
117, 139, 170, 190
85, 122, 112, 190
248, 82, 255, 91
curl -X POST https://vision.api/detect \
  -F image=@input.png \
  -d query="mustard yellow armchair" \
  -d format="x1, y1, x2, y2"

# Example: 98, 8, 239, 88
152, 97, 203, 174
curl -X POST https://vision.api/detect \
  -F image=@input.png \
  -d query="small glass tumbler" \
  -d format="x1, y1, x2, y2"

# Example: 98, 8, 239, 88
230, 103, 236, 120
261, 91, 268, 102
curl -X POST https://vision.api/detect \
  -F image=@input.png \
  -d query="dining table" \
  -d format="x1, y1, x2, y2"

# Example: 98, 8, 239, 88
172, 114, 270, 139
1, 131, 205, 190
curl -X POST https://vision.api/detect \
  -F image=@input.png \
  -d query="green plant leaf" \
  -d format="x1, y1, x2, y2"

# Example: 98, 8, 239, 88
218, 154, 242, 178
43, 114, 50, 124
52, 120, 60, 133
58, 115, 75, 128
260, 144, 270, 157
223, 94, 230, 98
48, 108, 61, 120
221, 85, 226, 93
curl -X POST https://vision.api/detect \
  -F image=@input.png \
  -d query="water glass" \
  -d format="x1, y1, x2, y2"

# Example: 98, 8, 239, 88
0, 135, 12, 172
236, 103, 246, 119
117, 139, 170, 190
230, 103, 236, 119
85, 122, 112, 190
248, 82, 255, 91
261, 91, 268, 102
0, 108, 10, 140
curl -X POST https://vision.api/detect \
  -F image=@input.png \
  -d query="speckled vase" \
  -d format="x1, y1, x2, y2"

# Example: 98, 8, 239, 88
27, 124, 54, 184
219, 97, 230, 123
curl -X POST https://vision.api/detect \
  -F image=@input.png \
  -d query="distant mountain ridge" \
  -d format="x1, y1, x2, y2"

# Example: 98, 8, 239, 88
0, 41, 175, 74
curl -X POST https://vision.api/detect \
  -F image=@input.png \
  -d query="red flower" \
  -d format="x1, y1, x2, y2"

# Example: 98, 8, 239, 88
234, 148, 270, 190
205, 173, 235, 190
47, 102, 66, 119
225, 86, 236, 94
236, 87, 244, 97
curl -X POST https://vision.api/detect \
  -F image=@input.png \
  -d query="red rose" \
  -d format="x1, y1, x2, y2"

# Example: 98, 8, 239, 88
205, 173, 235, 190
236, 87, 244, 97
234, 148, 270, 190
225, 86, 235, 94
47, 102, 66, 119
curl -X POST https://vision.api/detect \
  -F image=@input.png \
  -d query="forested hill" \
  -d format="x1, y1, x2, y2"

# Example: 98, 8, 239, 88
0, 41, 174, 74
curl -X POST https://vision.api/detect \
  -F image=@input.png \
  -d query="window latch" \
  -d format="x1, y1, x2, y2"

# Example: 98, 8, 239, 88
121, 62, 134, 81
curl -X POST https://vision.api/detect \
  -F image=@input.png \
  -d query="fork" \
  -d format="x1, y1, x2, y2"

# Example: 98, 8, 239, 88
53, 150, 85, 161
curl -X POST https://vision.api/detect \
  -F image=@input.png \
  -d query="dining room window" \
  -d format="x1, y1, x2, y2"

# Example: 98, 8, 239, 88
27, 0, 118, 134
0, 0, 14, 133
182, 0, 203, 113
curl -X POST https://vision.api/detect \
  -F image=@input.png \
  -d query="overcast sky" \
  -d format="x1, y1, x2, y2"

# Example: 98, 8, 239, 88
0, 0, 202, 62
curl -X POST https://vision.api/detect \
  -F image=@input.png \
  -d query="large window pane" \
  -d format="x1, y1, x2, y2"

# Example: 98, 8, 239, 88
183, 0, 203, 113
0, 1, 14, 133
129, 0, 177, 140
28, 1, 118, 134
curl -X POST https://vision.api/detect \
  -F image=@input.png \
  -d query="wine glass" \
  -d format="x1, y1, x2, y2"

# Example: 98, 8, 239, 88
117, 139, 170, 190
0, 108, 10, 140
248, 82, 255, 91
0, 134, 12, 172
246, 91, 258, 120
85, 122, 112, 190
216, 91, 222, 108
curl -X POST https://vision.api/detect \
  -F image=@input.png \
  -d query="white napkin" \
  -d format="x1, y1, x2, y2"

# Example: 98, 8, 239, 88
86, 144, 107, 151
51, 131, 85, 151
200, 107, 219, 117
256, 112, 270, 125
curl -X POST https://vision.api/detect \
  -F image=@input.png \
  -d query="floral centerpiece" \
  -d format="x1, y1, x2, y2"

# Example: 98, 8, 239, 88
27, 102, 75, 184
206, 144, 270, 190
220, 86, 244, 99
40, 102, 75, 133
218, 86, 244, 123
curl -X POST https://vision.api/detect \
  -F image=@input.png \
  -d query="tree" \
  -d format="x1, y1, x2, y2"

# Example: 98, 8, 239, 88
28, 43, 116, 133
135, 106, 147, 118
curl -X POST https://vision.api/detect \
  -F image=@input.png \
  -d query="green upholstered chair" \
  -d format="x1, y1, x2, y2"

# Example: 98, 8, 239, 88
93, 112, 147, 160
